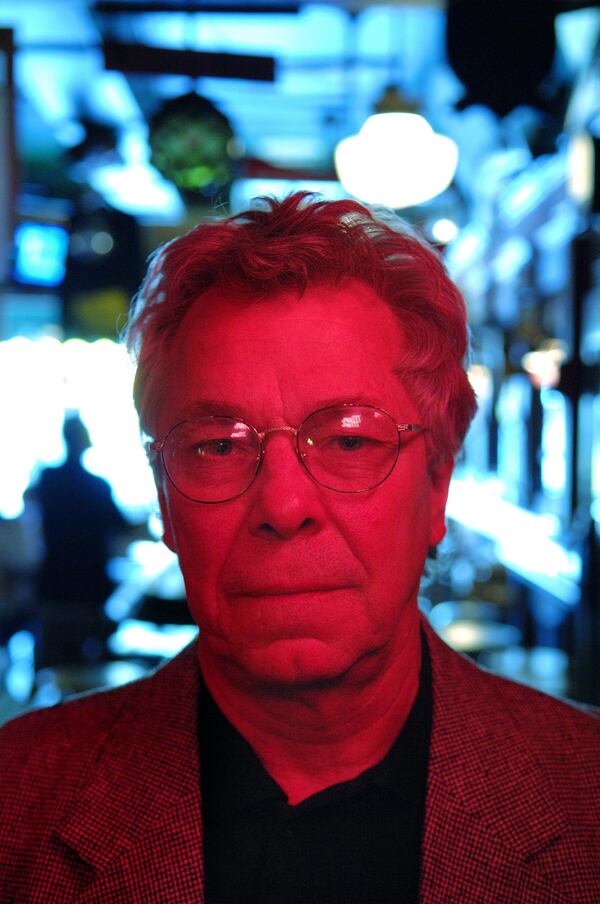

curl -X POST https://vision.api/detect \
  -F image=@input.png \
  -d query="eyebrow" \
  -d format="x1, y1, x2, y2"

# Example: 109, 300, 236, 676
181, 395, 381, 421
182, 399, 248, 418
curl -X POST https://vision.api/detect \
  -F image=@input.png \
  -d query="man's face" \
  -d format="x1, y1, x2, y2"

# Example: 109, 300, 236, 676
156, 280, 451, 689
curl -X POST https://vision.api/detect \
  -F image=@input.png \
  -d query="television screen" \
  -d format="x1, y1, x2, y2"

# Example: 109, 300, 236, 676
13, 222, 69, 288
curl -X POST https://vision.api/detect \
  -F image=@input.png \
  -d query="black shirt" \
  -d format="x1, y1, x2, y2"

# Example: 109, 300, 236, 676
198, 636, 432, 904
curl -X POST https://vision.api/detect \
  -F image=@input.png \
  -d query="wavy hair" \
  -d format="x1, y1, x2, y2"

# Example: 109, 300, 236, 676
125, 192, 477, 470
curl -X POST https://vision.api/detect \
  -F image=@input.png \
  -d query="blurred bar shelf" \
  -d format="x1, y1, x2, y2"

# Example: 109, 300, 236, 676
447, 476, 582, 606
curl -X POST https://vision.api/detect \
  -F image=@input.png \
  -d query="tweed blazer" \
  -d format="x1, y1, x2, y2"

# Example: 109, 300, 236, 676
0, 617, 598, 904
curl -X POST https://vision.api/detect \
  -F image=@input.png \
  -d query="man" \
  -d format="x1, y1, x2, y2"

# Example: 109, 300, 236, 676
1, 193, 598, 903
29, 414, 127, 667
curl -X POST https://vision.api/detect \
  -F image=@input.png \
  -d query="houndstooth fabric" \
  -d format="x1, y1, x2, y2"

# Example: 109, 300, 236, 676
0, 617, 598, 903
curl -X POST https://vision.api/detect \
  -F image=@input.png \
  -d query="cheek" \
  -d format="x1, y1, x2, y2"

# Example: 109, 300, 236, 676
165, 501, 242, 630
343, 481, 431, 613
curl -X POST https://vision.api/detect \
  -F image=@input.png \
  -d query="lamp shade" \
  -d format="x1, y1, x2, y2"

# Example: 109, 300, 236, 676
149, 93, 238, 202
334, 113, 458, 209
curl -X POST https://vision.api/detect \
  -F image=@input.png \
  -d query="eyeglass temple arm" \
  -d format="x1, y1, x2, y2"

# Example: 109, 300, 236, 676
146, 439, 163, 456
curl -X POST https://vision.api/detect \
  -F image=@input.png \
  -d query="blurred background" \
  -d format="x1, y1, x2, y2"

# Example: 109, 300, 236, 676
0, 0, 599, 721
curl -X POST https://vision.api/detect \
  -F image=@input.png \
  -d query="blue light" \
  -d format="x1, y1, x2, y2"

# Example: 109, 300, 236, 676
13, 222, 69, 287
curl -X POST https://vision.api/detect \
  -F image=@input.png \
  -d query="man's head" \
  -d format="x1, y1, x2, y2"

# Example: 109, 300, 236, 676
63, 414, 91, 461
126, 193, 477, 689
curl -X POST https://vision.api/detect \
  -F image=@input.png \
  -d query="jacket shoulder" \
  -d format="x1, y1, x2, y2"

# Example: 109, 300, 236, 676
426, 618, 598, 723
0, 644, 196, 823
440, 640, 600, 811
426, 623, 600, 891
476, 655, 599, 738
1, 677, 133, 760
490, 667, 600, 798
0, 673, 144, 823
425, 619, 600, 778
0, 642, 200, 900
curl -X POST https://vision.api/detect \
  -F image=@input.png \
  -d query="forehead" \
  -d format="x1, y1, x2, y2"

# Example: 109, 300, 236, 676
159, 279, 414, 430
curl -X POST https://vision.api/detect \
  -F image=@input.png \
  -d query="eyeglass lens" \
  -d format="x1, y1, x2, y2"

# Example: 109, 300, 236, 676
161, 406, 401, 502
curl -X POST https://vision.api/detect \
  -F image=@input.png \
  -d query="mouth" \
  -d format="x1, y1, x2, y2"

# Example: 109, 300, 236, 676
237, 586, 349, 598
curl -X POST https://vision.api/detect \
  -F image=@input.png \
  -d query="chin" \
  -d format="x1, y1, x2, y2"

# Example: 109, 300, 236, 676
229, 637, 366, 691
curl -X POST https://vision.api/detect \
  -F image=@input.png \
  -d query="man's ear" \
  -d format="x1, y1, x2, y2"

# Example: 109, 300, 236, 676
428, 457, 454, 549
156, 485, 177, 553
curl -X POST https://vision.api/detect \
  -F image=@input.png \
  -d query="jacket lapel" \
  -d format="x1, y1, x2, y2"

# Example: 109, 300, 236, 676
56, 642, 205, 902
420, 619, 581, 903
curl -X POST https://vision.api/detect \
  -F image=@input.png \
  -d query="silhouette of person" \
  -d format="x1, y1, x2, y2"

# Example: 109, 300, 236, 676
31, 414, 127, 668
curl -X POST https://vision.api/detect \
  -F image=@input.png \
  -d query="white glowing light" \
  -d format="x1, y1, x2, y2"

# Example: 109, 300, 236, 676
431, 218, 459, 244
0, 336, 65, 517
334, 113, 458, 209
447, 478, 581, 605
468, 364, 493, 401
0, 337, 157, 519
567, 132, 594, 205
89, 72, 141, 123
522, 340, 567, 390
90, 164, 185, 222
108, 620, 198, 658
119, 126, 150, 166
540, 389, 567, 497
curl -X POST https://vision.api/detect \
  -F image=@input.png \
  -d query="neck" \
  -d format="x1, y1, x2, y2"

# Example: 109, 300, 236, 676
199, 617, 422, 805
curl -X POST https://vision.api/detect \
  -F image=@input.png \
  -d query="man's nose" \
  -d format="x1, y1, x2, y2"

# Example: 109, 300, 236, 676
247, 432, 323, 540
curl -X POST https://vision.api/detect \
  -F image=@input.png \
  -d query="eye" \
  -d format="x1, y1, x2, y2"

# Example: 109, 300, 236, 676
336, 435, 365, 451
197, 439, 235, 457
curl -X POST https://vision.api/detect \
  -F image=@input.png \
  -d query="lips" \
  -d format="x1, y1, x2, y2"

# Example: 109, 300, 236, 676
237, 585, 348, 597
223, 554, 363, 599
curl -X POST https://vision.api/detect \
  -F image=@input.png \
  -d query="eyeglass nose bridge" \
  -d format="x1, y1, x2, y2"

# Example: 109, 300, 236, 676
252, 424, 312, 491
257, 424, 306, 462
260, 424, 299, 440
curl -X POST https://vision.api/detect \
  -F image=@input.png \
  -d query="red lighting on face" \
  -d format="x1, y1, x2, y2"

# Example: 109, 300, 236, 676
156, 281, 451, 698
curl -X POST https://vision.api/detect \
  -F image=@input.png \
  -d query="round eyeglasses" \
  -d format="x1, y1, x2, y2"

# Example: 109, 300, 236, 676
147, 404, 424, 504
